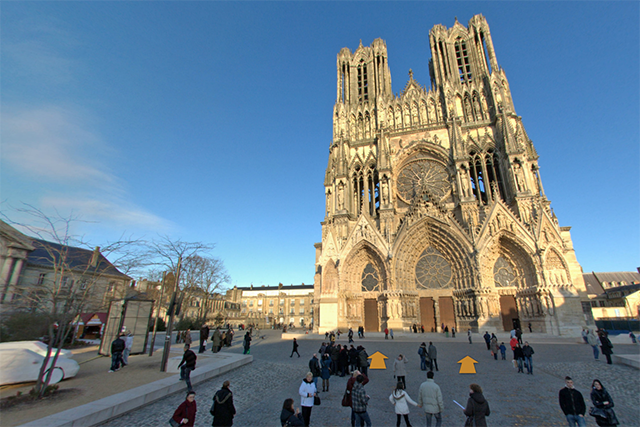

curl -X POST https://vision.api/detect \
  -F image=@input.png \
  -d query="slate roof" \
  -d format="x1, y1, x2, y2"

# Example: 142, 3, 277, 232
236, 284, 313, 291
582, 271, 640, 296
27, 239, 131, 279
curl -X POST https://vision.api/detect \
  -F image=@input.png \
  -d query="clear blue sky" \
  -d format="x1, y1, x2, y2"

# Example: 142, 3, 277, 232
2, 2, 639, 288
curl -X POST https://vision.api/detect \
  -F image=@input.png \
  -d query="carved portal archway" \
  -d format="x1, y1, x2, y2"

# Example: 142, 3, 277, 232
341, 242, 388, 294
491, 236, 538, 289
393, 218, 474, 291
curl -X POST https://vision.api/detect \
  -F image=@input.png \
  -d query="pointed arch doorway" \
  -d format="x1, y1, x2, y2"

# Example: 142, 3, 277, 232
364, 299, 379, 332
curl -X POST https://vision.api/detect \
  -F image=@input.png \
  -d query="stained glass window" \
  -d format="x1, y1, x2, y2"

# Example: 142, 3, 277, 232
494, 256, 516, 287
415, 247, 452, 289
361, 263, 380, 292
397, 160, 449, 203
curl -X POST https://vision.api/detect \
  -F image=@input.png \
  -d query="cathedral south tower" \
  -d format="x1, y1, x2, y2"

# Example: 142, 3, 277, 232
313, 15, 589, 335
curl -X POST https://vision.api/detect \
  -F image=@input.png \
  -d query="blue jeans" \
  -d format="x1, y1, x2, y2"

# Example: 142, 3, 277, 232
180, 365, 193, 391
354, 411, 371, 427
425, 412, 442, 427
420, 356, 427, 370
524, 356, 533, 374
566, 414, 586, 426
591, 345, 599, 359
517, 358, 524, 372
110, 351, 123, 371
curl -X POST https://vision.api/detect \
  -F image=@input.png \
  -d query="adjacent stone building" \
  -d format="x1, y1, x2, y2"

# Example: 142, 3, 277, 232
226, 284, 314, 329
314, 15, 589, 335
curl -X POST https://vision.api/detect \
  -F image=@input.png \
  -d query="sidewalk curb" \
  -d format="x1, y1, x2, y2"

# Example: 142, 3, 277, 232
17, 353, 252, 427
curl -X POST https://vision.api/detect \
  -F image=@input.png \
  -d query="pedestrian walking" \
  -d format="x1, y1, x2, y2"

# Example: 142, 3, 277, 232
280, 398, 304, 426
345, 370, 369, 427
498, 342, 506, 360
444, 326, 449, 338
490, 337, 499, 360
290, 338, 301, 357
559, 376, 586, 426
581, 328, 589, 344
428, 342, 438, 371
451, 327, 456, 338
483, 332, 491, 350
463, 384, 490, 427
211, 380, 235, 427
243, 331, 251, 354
629, 331, 637, 344
320, 353, 332, 392
184, 329, 192, 347
199, 324, 209, 354
357, 346, 369, 376
599, 331, 614, 365
109, 334, 125, 372
211, 327, 222, 353
348, 328, 354, 343
389, 381, 418, 427
393, 354, 408, 388
225, 328, 234, 347
385, 327, 389, 339
123, 333, 133, 366
418, 343, 428, 370
514, 344, 524, 373
352, 375, 371, 427
589, 379, 619, 426
390, 328, 395, 339
309, 353, 321, 388
516, 328, 523, 345
468, 329, 472, 344
522, 341, 535, 374
339, 345, 349, 377
171, 391, 197, 426
528, 322, 532, 333
298, 372, 317, 427
417, 370, 444, 427
178, 344, 197, 392
586, 329, 600, 360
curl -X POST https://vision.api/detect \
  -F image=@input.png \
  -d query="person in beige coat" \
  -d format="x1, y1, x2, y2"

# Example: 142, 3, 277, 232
393, 354, 409, 388
417, 371, 444, 427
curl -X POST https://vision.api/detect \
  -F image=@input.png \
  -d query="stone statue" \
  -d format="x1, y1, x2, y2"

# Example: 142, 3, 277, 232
337, 184, 344, 210
381, 180, 389, 205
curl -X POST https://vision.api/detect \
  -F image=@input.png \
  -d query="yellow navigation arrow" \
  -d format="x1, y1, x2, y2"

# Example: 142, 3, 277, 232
457, 356, 478, 374
368, 351, 389, 369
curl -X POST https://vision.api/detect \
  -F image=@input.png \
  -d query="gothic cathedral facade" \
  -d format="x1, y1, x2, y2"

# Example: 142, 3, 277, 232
313, 15, 589, 336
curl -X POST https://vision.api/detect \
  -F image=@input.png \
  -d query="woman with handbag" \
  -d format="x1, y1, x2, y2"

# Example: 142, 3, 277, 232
298, 372, 317, 427
590, 380, 619, 426
280, 398, 304, 426
463, 384, 490, 427
171, 391, 197, 427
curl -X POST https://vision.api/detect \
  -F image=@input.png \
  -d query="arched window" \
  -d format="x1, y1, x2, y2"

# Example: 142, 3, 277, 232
361, 263, 380, 292
454, 38, 472, 84
415, 247, 452, 289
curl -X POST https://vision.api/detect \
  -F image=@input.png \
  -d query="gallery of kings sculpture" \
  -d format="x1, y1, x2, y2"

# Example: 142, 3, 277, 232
313, 15, 591, 336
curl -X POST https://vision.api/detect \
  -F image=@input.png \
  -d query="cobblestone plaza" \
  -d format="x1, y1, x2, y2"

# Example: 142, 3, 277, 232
100, 331, 639, 427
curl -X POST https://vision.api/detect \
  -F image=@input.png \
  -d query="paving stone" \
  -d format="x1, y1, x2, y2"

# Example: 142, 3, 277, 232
98, 333, 640, 427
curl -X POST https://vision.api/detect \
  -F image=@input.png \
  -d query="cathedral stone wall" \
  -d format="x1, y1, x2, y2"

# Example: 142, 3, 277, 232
314, 15, 590, 336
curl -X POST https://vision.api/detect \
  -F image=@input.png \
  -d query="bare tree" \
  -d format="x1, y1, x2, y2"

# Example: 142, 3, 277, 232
2, 204, 141, 398
180, 255, 231, 321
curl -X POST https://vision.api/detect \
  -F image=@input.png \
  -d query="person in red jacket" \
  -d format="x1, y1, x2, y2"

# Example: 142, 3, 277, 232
172, 391, 197, 426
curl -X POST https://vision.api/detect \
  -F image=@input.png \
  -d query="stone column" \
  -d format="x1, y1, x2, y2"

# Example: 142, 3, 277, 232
1, 256, 15, 302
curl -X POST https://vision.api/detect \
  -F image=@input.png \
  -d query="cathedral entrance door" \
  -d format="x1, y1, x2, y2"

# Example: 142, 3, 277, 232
438, 297, 455, 331
499, 295, 518, 331
364, 299, 379, 332
419, 297, 436, 331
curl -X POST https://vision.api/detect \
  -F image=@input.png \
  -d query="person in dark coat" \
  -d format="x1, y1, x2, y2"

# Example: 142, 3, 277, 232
514, 344, 525, 373
599, 332, 614, 365
172, 391, 197, 427
559, 376, 586, 426
211, 328, 222, 353
428, 342, 438, 371
339, 345, 349, 376
280, 398, 304, 426
320, 353, 332, 392
483, 332, 491, 350
290, 338, 301, 357
309, 353, 321, 388
199, 324, 210, 354
590, 379, 619, 426
243, 332, 251, 354
211, 380, 236, 426
463, 383, 490, 427
109, 334, 126, 372
178, 344, 197, 392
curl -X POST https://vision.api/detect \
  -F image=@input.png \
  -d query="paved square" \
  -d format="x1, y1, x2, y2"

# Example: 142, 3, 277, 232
99, 331, 639, 427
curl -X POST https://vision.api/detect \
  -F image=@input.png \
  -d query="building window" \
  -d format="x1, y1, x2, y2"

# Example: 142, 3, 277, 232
269, 299, 274, 306
269, 308, 273, 314
299, 308, 305, 315
249, 301, 254, 307
242, 300, 247, 306
79, 280, 87, 290
258, 299, 263, 306
300, 299, 304, 306
454, 39, 472, 83
107, 282, 115, 292
279, 308, 283, 314
290, 308, 295, 314
37, 273, 46, 285
242, 308, 246, 314
280, 299, 284, 306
